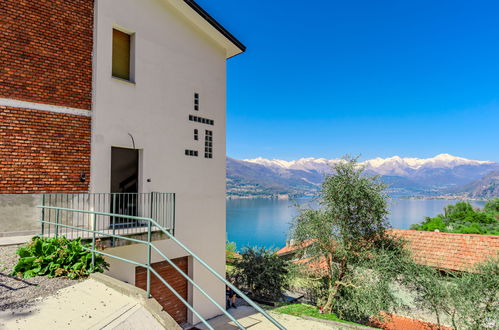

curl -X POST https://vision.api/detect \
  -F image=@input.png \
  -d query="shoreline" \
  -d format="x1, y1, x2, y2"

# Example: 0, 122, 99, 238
227, 194, 490, 202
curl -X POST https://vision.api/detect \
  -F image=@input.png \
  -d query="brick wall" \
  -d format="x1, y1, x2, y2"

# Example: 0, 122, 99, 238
136, 257, 189, 325
0, 0, 94, 110
0, 107, 91, 193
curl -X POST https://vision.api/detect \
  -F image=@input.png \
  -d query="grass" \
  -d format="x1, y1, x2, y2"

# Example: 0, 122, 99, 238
273, 303, 367, 327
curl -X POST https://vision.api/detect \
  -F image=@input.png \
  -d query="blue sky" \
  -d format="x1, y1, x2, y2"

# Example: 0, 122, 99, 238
197, 0, 499, 161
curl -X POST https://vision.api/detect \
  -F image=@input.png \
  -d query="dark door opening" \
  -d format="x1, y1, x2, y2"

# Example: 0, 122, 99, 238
110, 147, 139, 227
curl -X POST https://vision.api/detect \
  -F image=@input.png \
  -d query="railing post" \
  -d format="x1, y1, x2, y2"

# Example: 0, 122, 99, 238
172, 193, 176, 236
55, 208, 60, 238
150, 192, 154, 223
91, 213, 96, 270
40, 194, 45, 236
112, 194, 116, 247
147, 221, 152, 298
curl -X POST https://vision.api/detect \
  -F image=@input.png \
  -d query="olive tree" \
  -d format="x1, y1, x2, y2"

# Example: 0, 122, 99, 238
290, 156, 405, 321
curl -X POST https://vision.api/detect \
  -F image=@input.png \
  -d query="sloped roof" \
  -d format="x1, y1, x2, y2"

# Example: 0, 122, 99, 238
388, 229, 499, 272
277, 230, 499, 272
276, 239, 314, 257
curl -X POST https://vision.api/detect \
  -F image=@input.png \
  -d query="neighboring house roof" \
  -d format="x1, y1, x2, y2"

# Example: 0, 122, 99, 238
388, 229, 499, 272
277, 229, 499, 273
276, 239, 314, 257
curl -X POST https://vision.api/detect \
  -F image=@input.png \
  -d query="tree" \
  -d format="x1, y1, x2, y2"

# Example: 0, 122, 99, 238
290, 156, 404, 321
484, 198, 499, 214
233, 247, 288, 300
401, 262, 456, 328
450, 257, 499, 329
401, 256, 499, 330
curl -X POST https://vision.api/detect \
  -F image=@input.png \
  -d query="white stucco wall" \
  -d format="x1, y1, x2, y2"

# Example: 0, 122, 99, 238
91, 0, 229, 323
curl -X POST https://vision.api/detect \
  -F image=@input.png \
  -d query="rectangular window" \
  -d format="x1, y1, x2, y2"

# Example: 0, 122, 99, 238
112, 29, 131, 81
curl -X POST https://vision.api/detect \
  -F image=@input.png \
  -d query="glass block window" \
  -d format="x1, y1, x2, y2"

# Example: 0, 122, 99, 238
185, 149, 198, 157
194, 93, 199, 111
189, 115, 214, 126
204, 130, 213, 159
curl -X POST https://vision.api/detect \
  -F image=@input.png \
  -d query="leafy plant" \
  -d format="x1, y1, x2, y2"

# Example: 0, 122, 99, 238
11, 236, 109, 280
233, 246, 288, 300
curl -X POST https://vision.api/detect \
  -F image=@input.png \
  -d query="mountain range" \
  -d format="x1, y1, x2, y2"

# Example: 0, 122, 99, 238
226, 154, 499, 199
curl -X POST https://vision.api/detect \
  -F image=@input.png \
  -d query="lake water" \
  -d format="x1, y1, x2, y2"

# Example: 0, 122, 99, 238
226, 198, 486, 250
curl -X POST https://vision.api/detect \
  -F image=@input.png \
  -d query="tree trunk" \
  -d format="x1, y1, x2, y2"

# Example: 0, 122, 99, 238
323, 256, 347, 314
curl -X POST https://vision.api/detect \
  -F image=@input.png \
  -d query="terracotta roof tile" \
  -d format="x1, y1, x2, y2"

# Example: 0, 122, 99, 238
388, 229, 499, 272
278, 229, 499, 273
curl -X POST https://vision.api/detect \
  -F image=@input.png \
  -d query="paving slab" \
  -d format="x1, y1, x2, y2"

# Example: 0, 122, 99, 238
194, 305, 345, 330
0, 278, 165, 330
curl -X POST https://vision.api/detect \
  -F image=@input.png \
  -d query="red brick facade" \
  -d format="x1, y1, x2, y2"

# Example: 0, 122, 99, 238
0, 107, 91, 193
0, 1, 94, 193
0, 0, 94, 109
135, 257, 189, 325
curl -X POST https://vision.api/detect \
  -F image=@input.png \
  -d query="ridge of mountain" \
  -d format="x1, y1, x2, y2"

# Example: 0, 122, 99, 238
227, 154, 499, 198
456, 170, 499, 199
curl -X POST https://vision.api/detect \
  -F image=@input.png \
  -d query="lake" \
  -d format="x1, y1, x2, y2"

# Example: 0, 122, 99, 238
226, 198, 486, 250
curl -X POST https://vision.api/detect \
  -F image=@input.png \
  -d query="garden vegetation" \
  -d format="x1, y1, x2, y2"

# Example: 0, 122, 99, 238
231, 246, 288, 300
411, 199, 499, 235
11, 236, 108, 280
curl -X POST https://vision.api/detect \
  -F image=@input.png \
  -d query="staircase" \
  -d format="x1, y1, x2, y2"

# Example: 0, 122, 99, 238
38, 195, 285, 330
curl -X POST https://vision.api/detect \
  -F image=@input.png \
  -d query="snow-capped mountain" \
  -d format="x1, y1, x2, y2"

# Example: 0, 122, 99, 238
245, 154, 492, 175
228, 154, 499, 198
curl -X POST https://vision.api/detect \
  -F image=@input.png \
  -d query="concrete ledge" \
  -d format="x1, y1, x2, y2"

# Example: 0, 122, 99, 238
91, 273, 181, 330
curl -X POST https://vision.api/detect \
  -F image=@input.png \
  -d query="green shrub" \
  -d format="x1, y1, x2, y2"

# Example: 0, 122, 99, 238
11, 236, 109, 280
233, 246, 288, 300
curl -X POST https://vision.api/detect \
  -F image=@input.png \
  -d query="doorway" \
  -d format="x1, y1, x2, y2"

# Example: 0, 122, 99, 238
110, 147, 139, 227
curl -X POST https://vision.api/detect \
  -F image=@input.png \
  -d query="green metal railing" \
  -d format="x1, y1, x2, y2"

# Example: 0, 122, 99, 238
38, 205, 285, 330
40, 193, 175, 240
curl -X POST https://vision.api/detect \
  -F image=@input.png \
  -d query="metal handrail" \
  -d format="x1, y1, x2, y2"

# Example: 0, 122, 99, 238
38, 205, 285, 330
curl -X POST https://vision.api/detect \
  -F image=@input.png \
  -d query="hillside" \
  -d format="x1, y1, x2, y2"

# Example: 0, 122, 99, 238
227, 154, 499, 198
457, 170, 499, 199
